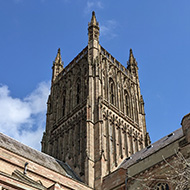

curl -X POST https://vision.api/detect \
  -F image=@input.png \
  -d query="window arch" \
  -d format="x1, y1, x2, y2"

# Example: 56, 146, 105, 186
134, 98, 138, 122
62, 90, 66, 116
155, 183, 169, 190
68, 80, 72, 112
76, 78, 81, 104
124, 90, 130, 117
109, 78, 115, 105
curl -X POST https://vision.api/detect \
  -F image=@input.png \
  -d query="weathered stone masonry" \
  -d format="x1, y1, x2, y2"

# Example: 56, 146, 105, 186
41, 11, 150, 189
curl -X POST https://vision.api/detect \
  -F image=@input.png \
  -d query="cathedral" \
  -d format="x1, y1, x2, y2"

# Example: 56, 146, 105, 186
41, 11, 150, 188
0, 12, 189, 190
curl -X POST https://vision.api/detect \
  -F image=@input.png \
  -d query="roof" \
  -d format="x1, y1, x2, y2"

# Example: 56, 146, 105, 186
119, 127, 184, 169
0, 132, 81, 182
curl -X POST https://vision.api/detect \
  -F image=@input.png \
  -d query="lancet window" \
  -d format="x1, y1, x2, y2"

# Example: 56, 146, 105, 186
124, 90, 130, 117
62, 90, 66, 116
134, 97, 138, 123
68, 80, 72, 112
109, 78, 115, 105
76, 78, 81, 104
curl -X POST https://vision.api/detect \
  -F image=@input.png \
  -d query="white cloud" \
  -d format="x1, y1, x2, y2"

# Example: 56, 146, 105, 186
100, 20, 118, 39
0, 81, 50, 151
84, 1, 103, 14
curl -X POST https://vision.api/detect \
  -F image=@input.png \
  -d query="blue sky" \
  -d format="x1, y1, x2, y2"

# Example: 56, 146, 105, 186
0, 0, 190, 150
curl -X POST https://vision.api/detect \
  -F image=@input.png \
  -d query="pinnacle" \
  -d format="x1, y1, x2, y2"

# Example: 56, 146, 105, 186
129, 48, 134, 64
130, 48, 133, 57
90, 11, 98, 26
54, 48, 62, 64
140, 95, 144, 103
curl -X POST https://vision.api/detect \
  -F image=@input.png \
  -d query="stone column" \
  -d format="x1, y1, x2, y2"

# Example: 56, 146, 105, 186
122, 125, 128, 158
128, 128, 133, 156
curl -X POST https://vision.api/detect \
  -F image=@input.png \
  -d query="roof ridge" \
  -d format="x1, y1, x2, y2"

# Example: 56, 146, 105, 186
0, 132, 80, 181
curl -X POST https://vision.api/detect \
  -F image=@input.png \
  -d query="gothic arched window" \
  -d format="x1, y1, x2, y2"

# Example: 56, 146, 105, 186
109, 78, 115, 105
155, 183, 169, 190
124, 90, 130, 117
76, 79, 81, 104
68, 80, 72, 112
62, 90, 66, 116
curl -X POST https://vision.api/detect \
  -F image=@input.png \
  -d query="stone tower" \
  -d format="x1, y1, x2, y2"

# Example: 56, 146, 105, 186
41, 12, 150, 189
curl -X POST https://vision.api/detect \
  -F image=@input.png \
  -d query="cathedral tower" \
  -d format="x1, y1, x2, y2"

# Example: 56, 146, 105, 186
41, 12, 150, 189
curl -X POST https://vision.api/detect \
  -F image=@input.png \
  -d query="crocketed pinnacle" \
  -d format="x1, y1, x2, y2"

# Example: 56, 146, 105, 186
140, 95, 144, 104
129, 48, 134, 64
54, 48, 62, 64
90, 11, 98, 26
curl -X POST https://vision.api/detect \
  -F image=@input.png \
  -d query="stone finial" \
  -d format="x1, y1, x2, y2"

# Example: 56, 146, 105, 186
54, 48, 62, 64
52, 48, 63, 82
90, 11, 98, 26
88, 11, 99, 52
129, 49, 134, 61
127, 48, 138, 74
129, 48, 136, 65
88, 11, 99, 28
181, 113, 190, 143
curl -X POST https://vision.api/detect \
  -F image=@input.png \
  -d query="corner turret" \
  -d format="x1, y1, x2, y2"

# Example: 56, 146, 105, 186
52, 48, 63, 82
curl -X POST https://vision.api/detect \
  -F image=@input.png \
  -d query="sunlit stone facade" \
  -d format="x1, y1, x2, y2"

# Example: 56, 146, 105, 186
41, 12, 150, 189
0, 11, 189, 190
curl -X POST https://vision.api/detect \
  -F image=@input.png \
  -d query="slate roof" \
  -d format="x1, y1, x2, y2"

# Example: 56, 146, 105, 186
119, 127, 184, 169
0, 132, 81, 182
